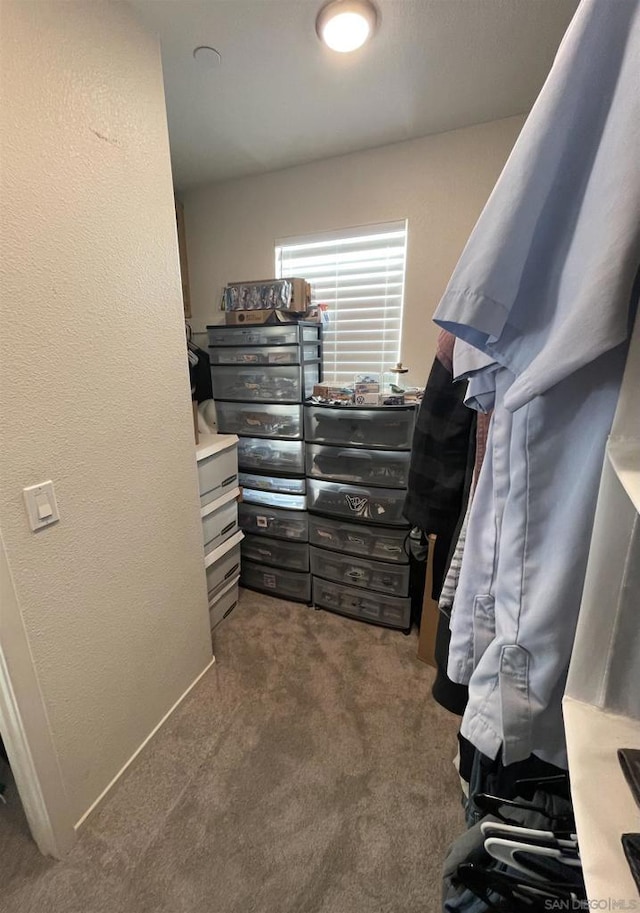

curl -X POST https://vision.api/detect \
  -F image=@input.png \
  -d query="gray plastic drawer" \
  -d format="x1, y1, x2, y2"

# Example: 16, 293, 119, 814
238, 502, 308, 541
312, 577, 410, 630
237, 437, 305, 474
308, 515, 408, 564
307, 479, 409, 527
201, 498, 238, 555
207, 325, 302, 347
205, 543, 242, 602
241, 560, 311, 602
239, 472, 306, 495
242, 534, 309, 571
211, 364, 319, 404
304, 405, 415, 450
241, 487, 307, 511
209, 577, 240, 631
197, 443, 238, 508
216, 402, 303, 439
306, 444, 410, 489
310, 546, 409, 596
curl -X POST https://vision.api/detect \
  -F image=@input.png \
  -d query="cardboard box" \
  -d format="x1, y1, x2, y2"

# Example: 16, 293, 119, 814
223, 278, 311, 313
225, 307, 319, 326
355, 392, 379, 405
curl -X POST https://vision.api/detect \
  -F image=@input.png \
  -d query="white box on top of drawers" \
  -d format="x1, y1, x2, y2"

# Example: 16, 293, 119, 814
196, 433, 239, 508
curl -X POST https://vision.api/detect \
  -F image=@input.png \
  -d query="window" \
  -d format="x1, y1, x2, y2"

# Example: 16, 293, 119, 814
275, 221, 407, 386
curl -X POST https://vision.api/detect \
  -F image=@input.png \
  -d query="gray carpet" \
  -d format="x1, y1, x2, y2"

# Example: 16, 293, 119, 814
0, 590, 464, 913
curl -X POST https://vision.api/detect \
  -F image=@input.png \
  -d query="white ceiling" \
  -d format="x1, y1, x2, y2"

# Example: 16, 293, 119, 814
131, 0, 579, 190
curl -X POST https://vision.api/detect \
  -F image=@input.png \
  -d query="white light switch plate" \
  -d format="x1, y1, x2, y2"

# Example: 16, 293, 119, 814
23, 481, 59, 532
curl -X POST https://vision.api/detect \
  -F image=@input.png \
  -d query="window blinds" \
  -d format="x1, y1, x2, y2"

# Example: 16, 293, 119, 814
275, 221, 407, 386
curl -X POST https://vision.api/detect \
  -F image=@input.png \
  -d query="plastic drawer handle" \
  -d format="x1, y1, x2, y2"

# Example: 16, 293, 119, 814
220, 521, 236, 536
222, 474, 237, 488
224, 563, 240, 580
222, 602, 238, 620
336, 450, 373, 460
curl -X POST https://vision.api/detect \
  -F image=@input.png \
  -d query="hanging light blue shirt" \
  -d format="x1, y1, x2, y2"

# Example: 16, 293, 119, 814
433, 0, 640, 766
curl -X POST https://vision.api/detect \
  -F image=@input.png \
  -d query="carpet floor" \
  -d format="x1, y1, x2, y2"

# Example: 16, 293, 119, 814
0, 589, 463, 913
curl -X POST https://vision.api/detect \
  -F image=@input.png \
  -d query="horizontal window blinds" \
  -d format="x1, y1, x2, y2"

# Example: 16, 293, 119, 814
276, 222, 407, 386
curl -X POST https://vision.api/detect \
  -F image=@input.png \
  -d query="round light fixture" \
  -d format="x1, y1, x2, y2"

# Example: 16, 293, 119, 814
316, 0, 378, 53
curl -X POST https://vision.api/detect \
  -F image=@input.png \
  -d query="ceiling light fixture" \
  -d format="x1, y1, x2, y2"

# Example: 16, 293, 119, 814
316, 0, 378, 53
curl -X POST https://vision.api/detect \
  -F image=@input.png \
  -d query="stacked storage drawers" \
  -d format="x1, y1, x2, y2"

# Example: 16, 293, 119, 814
305, 404, 416, 631
196, 434, 242, 631
207, 322, 322, 603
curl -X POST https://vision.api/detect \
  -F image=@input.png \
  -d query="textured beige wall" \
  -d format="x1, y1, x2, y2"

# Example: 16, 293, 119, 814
0, 1, 212, 825
184, 116, 524, 387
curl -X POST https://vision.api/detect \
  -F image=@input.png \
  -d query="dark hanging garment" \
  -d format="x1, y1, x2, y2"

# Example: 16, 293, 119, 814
189, 345, 213, 404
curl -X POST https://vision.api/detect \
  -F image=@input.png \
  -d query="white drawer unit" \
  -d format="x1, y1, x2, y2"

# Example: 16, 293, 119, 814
305, 404, 416, 451
240, 487, 307, 511
209, 576, 240, 631
216, 402, 303, 439
238, 502, 308, 541
306, 444, 410, 489
201, 489, 240, 556
308, 515, 409, 564
312, 576, 411, 631
196, 434, 239, 509
237, 437, 305, 475
239, 472, 306, 495
205, 532, 243, 603
310, 546, 410, 597
241, 534, 309, 571
307, 478, 409, 527
241, 559, 311, 602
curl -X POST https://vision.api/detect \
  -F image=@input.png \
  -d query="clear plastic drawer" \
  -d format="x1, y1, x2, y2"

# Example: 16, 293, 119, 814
304, 405, 415, 450
210, 345, 301, 366
212, 365, 302, 403
308, 515, 408, 564
238, 502, 308, 541
241, 560, 311, 602
307, 479, 409, 526
237, 437, 305, 475
239, 472, 306, 495
310, 546, 409, 596
241, 487, 307, 511
306, 444, 410, 489
241, 534, 309, 571
216, 402, 303, 439
207, 325, 302, 347
312, 577, 410, 630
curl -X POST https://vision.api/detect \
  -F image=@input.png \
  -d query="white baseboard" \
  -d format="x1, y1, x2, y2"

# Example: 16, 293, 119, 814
73, 656, 215, 831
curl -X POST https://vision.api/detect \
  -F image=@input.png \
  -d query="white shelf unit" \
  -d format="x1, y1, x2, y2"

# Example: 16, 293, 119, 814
564, 312, 640, 904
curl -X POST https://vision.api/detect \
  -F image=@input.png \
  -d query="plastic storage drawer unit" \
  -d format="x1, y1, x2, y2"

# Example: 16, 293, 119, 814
306, 444, 410, 489
216, 402, 303, 439
239, 473, 306, 495
305, 405, 415, 450
310, 546, 409, 597
241, 534, 309, 571
307, 479, 409, 526
308, 515, 409, 564
209, 577, 240, 631
196, 436, 239, 508
207, 322, 320, 348
241, 560, 311, 602
237, 437, 305, 475
210, 344, 300, 366
201, 497, 238, 555
312, 577, 411, 630
205, 539, 242, 603
239, 502, 308, 541
241, 488, 307, 511
211, 364, 319, 404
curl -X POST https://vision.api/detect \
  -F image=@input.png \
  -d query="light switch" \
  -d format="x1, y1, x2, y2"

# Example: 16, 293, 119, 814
23, 481, 59, 531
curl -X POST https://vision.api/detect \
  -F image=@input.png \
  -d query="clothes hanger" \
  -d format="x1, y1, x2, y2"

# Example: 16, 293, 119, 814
473, 793, 575, 831
456, 862, 584, 912
480, 820, 578, 849
484, 836, 582, 882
